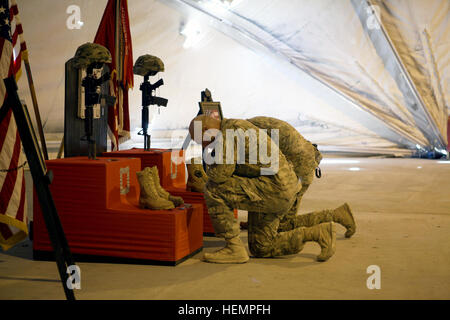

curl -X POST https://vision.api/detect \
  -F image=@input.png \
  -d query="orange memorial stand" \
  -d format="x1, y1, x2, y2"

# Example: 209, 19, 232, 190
103, 148, 186, 189
33, 157, 203, 265
102, 148, 237, 236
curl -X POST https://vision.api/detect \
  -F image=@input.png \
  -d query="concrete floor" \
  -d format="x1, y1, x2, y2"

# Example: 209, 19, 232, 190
1, 157, 449, 300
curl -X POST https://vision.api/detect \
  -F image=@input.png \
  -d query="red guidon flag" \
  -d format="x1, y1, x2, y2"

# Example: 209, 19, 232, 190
94, 0, 133, 150
0, 0, 28, 250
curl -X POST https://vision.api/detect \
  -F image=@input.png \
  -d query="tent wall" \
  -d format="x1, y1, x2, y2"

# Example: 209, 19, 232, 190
13, 0, 449, 156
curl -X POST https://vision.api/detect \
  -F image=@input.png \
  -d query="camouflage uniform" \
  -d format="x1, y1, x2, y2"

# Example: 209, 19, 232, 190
204, 118, 305, 257
247, 116, 322, 188
247, 116, 327, 232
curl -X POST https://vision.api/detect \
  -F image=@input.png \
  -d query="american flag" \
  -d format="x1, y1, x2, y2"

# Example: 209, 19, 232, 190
0, 0, 28, 251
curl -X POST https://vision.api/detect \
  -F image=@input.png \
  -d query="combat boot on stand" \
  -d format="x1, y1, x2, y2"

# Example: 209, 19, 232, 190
301, 222, 336, 261
331, 203, 356, 238
149, 166, 184, 207
203, 236, 250, 264
136, 168, 175, 210
187, 158, 208, 193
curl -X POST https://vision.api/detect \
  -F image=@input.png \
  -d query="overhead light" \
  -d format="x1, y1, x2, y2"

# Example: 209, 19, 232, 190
348, 167, 361, 171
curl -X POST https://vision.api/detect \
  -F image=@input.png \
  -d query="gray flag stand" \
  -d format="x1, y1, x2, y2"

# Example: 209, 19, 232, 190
1, 76, 76, 301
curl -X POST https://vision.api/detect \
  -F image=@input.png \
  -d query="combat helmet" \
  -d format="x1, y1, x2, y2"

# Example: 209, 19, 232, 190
72, 42, 112, 69
133, 54, 164, 76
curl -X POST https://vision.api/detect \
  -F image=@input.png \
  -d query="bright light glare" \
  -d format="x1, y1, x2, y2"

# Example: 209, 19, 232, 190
417, 166, 422, 169
180, 21, 203, 49
348, 167, 361, 171
437, 161, 450, 164
321, 159, 360, 164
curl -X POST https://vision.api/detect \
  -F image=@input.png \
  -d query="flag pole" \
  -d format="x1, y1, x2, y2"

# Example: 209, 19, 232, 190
22, 51, 49, 160
114, 0, 122, 151
57, 134, 64, 159
115, 0, 121, 81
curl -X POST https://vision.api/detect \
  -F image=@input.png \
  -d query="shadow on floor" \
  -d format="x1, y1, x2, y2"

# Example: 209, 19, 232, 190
0, 276, 60, 283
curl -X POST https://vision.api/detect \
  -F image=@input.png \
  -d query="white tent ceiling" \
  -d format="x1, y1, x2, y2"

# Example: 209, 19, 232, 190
14, 0, 449, 157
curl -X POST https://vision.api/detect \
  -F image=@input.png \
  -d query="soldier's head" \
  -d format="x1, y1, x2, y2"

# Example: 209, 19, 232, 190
73, 42, 112, 69
189, 115, 222, 149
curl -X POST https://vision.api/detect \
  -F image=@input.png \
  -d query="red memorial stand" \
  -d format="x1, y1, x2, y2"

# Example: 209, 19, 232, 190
103, 149, 237, 235
33, 157, 203, 265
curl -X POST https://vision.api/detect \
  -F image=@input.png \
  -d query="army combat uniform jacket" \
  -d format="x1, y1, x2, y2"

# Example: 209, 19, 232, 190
203, 118, 305, 257
247, 116, 322, 186
246, 116, 322, 230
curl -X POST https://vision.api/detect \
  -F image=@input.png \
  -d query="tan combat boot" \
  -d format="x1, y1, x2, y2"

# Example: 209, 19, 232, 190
332, 203, 356, 238
301, 222, 336, 262
136, 168, 175, 210
187, 158, 208, 193
149, 166, 184, 207
203, 236, 250, 264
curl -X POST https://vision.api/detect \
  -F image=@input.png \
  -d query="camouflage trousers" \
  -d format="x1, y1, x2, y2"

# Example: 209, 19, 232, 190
204, 174, 305, 258
278, 183, 310, 231
204, 176, 335, 258
248, 204, 335, 257
277, 186, 334, 232
247, 187, 335, 257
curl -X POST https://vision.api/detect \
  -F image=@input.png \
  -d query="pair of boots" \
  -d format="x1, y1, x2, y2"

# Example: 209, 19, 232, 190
186, 158, 208, 193
136, 166, 184, 210
203, 222, 336, 264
